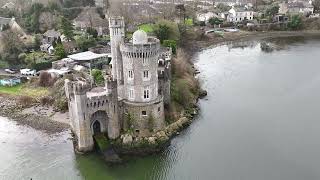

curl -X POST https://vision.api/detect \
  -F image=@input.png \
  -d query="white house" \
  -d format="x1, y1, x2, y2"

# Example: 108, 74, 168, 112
279, 1, 314, 15
228, 7, 254, 22
196, 12, 219, 23
40, 44, 54, 55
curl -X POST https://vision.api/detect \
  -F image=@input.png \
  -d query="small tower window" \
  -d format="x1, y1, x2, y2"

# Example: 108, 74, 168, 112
143, 70, 149, 79
128, 70, 134, 79
142, 111, 147, 116
144, 89, 150, 99
129, 89, 134, 99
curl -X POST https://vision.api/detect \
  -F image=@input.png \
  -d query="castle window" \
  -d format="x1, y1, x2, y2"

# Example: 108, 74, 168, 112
144, 89, 150, 99
128, 70, 134, 79
129, 89, 134, 99
143, 70, 149, 79
94, 102, 96, 108
158, 107, 161, 112
98, 101, 100, 107
142, 111, 147, 116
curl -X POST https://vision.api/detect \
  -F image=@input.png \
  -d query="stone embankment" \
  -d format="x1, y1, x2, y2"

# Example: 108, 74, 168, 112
0, 96, 69, 133
114, 115, 195, 155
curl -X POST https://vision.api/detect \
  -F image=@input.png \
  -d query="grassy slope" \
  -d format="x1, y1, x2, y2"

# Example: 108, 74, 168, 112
139, 24, 154, 33
0, 84, 49, 97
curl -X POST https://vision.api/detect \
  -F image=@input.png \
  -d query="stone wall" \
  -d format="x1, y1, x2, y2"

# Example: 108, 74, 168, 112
122, 97, 165, 131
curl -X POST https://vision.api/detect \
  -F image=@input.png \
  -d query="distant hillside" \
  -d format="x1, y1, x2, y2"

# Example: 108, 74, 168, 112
0, 0, 52, 8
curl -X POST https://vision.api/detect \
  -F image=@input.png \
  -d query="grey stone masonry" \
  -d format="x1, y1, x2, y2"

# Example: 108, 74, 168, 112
65, 17, 171, 152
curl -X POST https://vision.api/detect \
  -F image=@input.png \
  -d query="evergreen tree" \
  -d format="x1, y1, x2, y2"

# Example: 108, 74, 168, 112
59, 17, 74, 41
54, 43, 66, 59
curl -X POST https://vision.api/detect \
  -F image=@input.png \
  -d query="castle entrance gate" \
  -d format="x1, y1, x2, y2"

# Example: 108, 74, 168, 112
91, 111, 108, 135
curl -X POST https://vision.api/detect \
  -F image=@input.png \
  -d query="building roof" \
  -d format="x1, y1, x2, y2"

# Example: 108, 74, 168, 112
43, 29, 61, 38
2, 2, 15, 9
68, 51, 109, 61
0, 17, 12, 26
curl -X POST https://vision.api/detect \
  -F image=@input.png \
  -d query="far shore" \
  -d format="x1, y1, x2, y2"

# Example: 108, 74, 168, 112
193, 30, 320, 51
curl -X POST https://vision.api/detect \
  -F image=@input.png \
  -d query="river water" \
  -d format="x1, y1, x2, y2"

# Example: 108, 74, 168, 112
1, 37, 320, 180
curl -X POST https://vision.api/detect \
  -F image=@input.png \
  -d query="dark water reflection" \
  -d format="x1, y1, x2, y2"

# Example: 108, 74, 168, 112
1, 36, 320, 180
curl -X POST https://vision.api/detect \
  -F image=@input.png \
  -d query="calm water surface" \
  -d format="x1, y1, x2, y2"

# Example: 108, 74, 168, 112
1, 37, 320, 180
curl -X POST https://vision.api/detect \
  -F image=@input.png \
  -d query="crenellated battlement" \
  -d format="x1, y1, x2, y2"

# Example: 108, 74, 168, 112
104, 75, 117, 90
65, 78, 91, 95
108, 16, 125, 28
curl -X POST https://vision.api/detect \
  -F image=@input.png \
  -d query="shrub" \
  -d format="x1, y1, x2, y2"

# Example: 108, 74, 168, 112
54, 98, 68, 112
163, 40, 177, 54
39, 71, 56, 87
171, 49, 193, 78
54, 43, 66, 59
76, 36, 97, 51
171, 79, 194, 108
91, 69, 104, 86
288, 15, 303, 30
18, 96, 35, 107
153, 19, 180, 43
208, 17, 223, 26
86, 27, 98, 38
32, 61, 52, 71
39, 96, 54, 105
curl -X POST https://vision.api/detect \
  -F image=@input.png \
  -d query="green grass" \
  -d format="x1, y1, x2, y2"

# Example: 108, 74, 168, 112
0, 84, 49, 97
185, 18, 194, 26
138, 24, 154, 33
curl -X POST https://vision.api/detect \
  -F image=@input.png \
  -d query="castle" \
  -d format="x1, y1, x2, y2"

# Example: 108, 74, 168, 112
65, 17, 171, 152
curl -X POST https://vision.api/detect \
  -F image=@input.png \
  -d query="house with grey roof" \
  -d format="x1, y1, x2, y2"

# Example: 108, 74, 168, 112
0, 17, 25, 35
73, 7, 109, 36
43, 29, 61, 44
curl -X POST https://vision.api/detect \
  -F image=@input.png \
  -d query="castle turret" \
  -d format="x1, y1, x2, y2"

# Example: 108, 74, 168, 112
65, 79, 94, 152
104, 75, 120, 139
109, 16, 125, 99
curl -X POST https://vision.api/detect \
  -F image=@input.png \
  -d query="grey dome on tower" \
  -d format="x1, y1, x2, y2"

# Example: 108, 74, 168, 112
132, 29, 148, 44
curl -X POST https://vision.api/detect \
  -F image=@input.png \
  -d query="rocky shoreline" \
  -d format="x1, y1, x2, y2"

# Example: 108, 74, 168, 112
0, 96, 69, 134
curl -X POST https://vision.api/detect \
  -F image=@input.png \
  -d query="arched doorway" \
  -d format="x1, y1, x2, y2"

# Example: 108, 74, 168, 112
91, 110, 108, 135
92, 120, 101, 135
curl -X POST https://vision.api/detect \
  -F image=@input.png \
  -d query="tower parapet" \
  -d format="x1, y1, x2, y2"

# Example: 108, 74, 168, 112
65, 79, 91, 96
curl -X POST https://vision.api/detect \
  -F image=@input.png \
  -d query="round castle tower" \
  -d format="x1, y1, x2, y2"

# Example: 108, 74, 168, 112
119, 30, 165, 131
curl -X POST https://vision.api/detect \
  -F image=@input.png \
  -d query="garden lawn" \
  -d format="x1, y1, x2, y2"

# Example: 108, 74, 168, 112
0, 84, 49, 97
139, 24, 154, 33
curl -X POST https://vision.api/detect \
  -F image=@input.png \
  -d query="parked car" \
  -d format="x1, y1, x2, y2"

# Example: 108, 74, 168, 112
5, 69, 17, 74
20, 69, 37, 76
